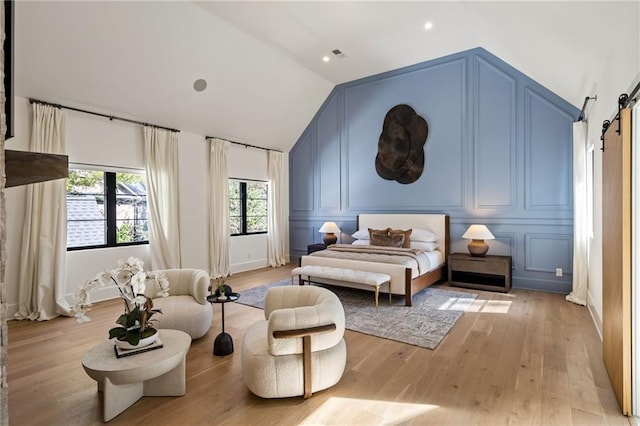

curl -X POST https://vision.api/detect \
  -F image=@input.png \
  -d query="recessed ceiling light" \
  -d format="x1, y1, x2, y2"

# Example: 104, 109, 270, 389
193, 79, 207, 92
322, 56, 330, 63
424, 21, 433, 30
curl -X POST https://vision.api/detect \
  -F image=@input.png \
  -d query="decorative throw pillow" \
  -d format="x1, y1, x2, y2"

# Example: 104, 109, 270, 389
370, 232, 405, 248
411, 228, 439, 242
368, 227, 390, 240
351, 229, 370, 240
351, 239, 370, 246
390, 228, 412, 248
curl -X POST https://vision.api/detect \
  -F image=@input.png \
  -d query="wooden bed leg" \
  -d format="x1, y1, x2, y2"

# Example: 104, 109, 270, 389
405, 268, 413, 307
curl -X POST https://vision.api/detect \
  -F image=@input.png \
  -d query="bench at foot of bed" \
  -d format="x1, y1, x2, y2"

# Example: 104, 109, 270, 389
291, 265, 391, 310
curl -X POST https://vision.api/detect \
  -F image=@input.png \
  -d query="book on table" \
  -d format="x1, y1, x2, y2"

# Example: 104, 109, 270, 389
114, 337, 164, 358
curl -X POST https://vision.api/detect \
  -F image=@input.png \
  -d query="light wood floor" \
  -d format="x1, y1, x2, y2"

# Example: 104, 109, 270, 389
7, 264, 629, 425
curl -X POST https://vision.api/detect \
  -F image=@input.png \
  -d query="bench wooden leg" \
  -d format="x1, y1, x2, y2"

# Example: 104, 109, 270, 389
388, 282, 392, 304
374, 286, 379, 312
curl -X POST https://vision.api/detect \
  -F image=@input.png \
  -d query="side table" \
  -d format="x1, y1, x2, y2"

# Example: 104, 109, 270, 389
81, 329, 191, 422
307, 243, 327, 254
207, 293, 240, 356
448, 252, 512, 292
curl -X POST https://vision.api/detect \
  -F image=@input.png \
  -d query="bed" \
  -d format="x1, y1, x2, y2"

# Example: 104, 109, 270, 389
300, 213, 450, 306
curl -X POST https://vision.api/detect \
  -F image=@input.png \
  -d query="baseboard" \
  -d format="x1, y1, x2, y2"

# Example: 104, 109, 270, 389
587, 291, 603, 340
230, 258, 268, 274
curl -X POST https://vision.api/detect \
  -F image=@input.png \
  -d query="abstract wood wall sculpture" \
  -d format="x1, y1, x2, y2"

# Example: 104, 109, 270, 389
375, 104, 428, 184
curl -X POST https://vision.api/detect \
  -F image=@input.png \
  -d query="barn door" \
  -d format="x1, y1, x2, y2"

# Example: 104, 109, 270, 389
602, 107, 632, 415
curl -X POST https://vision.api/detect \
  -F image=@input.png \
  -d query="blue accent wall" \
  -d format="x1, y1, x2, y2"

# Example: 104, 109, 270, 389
289, 48, 579, 293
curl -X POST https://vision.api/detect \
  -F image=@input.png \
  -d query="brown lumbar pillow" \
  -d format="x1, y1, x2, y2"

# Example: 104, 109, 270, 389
370, 232, 405, 248
390, 228, 412, 248
368, 227, 390, 240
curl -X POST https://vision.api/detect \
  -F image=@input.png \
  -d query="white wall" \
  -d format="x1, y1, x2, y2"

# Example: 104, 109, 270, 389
6, 96, 290, 317
585, 24, 640, 335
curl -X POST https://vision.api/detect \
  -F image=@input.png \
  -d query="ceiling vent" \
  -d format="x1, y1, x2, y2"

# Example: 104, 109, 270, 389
332, 49, 347, 59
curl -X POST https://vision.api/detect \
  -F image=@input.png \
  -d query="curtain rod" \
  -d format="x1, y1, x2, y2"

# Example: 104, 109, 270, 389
205, 135, 282, 153
577, 95, 597, 122
28, 98, 181, 133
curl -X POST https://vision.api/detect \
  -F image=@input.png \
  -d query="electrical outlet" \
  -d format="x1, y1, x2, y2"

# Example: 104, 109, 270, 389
555, 268, 563, 277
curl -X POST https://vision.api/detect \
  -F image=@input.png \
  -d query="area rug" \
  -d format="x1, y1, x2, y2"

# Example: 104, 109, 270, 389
237, 279, 476, 350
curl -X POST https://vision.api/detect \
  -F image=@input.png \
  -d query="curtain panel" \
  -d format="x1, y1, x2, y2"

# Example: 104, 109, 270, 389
267, 151, 287, 267
209, 138, 230, 278
144, 127, 181, 270
16, 103, 69, 320
566, 120, 588, 306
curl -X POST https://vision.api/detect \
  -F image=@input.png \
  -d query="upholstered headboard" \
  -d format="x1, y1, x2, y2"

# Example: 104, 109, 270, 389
357, 214, 450, 261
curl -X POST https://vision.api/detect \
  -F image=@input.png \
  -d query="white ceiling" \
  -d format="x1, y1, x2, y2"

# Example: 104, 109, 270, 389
14, 1, 639, 152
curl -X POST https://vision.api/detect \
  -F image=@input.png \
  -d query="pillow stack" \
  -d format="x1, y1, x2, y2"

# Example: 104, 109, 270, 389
350, 227, 439, 251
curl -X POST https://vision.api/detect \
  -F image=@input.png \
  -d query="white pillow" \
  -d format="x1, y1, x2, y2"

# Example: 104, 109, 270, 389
351, 229, 370, 240
411, 228, 439, 242
410, 241, 439, 251
351, 239, 370, 246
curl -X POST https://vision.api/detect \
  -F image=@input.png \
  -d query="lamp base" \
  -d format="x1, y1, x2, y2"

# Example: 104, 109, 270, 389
323, 233, 337, 245
467, 239, 488, 257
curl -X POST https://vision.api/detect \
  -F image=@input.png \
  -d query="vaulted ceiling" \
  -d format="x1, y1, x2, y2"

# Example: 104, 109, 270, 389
14, 1, 638, 152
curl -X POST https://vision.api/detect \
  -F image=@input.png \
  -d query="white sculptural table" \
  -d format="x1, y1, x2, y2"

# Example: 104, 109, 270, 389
82, 329, 191, 422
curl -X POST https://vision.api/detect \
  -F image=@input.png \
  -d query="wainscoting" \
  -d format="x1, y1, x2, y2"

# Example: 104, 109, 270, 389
289, 47, 579, 293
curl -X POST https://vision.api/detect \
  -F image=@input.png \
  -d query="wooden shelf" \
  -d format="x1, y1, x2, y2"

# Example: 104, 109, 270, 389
5, 149, 68, 187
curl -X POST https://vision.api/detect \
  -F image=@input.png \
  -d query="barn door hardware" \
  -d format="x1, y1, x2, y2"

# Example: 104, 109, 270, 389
601, 119, 611, 151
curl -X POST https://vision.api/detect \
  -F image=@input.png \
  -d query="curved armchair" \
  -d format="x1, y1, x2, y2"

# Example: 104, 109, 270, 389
145, 269, 213, 339
242, 285, 347, 398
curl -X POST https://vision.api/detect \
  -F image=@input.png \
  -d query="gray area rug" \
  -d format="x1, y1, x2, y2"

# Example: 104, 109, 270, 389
237, 279, 476, 350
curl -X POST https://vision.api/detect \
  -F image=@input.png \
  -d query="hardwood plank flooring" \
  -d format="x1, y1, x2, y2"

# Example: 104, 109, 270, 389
6, 264, 630, 425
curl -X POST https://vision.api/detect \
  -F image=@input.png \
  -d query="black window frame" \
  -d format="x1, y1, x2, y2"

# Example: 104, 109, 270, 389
67, 169, 149, 251
229, 178, 268, 237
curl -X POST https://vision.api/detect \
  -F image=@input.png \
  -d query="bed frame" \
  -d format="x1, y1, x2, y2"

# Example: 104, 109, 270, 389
301, 213, 450, 306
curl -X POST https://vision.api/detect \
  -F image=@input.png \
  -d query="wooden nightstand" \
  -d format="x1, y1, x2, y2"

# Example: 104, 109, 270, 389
448, 253, 512, 293
307, 243, 327, 254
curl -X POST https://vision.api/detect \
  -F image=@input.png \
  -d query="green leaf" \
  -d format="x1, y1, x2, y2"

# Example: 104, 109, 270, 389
126, 330, 140, 345
108, 327, 127, 339
115, 313, 128, 327
141, 328, 157, 339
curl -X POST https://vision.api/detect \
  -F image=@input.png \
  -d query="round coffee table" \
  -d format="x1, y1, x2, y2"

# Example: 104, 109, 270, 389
81, 329, 191, 422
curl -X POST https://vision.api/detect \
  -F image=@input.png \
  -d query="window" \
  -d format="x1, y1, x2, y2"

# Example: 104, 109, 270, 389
67, 168, 148, 250
229, 179, 268, 236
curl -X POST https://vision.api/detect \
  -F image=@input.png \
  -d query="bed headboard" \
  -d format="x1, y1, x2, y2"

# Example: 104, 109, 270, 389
357, 214, 450, 261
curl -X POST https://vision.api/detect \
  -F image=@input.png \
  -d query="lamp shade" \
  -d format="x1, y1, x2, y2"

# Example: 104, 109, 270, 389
319, 222, 340, 245
462, 224, 495, 240
462, 224, 494, 257
318, 222, 341, 234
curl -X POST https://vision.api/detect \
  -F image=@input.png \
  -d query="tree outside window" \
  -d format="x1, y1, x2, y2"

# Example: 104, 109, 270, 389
229, 179, 267, 236
66, 168, 148, 250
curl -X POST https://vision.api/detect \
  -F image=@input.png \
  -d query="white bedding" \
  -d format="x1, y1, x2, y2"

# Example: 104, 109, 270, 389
309, 246, 443, 279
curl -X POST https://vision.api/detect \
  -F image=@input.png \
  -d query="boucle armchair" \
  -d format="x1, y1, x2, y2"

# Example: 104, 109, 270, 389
145, 268, 213, 339
242, 285, 347, 398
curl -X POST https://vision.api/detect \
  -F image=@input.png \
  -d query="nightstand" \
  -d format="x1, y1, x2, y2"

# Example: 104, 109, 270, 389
307, 243, 327, 254
448, 253, 512, 292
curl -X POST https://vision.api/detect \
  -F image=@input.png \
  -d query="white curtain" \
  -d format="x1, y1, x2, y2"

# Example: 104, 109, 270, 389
144, 127, 181, 270
267, 151, 287, 267
16, 103, 69, 320
209, 138, 230, 278
566, 120, 588, 306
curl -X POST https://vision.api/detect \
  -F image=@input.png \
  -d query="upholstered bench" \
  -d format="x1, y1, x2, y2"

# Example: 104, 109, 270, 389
291, 265, 391, 309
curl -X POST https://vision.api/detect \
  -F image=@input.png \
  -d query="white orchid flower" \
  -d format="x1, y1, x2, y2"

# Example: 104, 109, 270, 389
133, 295, 147, 307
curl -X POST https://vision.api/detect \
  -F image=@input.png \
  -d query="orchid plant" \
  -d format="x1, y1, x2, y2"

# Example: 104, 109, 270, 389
72, 257, 170, 346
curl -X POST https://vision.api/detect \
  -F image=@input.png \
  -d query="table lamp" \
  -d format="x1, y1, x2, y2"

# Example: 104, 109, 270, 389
462, 224, 495, 257
319, 222, 341, 245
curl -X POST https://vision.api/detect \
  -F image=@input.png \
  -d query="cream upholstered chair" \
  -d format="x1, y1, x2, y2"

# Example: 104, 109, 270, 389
145, 269, 213, 340
242, 285, 347, 398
